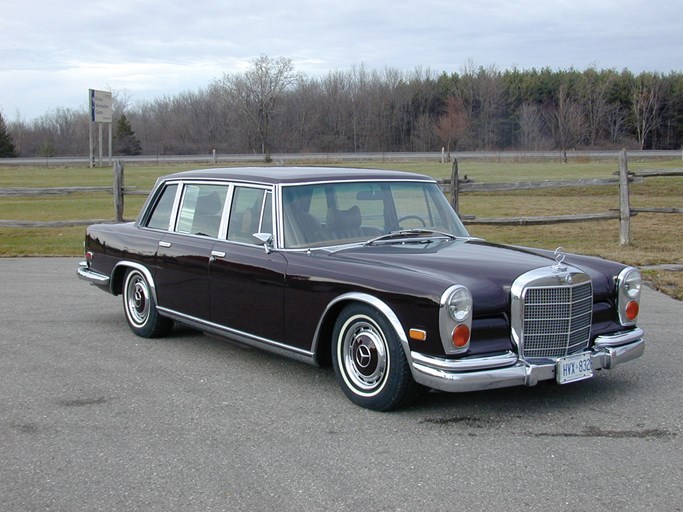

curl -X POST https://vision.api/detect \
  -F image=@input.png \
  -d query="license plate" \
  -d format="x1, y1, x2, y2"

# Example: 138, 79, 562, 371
556, 352, 593, 384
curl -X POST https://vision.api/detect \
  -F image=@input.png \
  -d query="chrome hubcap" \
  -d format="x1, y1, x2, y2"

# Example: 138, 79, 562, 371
127, 275, 149, 325
341, 316, 388, 394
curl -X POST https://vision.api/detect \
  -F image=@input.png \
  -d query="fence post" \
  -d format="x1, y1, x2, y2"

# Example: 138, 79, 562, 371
114, 160, 124, 222
450, 158, 459, 215
618, 149, 631, 245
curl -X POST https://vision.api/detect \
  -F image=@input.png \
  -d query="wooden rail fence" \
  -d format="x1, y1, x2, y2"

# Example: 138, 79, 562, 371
1, 150, 681, 246
440, 149, 682, 245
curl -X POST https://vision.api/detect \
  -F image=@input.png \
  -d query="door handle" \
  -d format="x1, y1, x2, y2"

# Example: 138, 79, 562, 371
159, 241, 171, 248
209, 250, 226, 263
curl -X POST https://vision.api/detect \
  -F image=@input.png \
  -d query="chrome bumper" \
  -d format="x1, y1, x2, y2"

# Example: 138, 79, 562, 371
410, 328, 645, 393
76, 261, 111, 287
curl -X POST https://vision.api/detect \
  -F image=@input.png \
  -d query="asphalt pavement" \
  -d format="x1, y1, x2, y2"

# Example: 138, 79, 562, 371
1, 258, 681, 511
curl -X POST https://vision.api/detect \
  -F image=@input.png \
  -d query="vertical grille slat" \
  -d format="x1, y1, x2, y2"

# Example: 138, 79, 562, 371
522, 281, 593, 359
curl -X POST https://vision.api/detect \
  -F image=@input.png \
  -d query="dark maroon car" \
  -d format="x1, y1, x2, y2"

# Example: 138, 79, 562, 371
77, 167, 644, 410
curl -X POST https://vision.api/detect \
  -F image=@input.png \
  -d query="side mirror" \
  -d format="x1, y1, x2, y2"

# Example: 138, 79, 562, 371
252, 233, 274, 254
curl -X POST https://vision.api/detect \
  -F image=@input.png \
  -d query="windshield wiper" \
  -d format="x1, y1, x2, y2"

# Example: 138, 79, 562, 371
364, 229, 458, 246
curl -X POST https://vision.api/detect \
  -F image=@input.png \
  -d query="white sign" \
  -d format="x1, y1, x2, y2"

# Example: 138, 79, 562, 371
89, 89, 113, 123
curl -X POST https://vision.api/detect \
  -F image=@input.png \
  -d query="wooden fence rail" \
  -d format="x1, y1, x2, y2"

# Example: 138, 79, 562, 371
1, 152, 681, 246
0, 186, 144, 197
445, 177, 643, 193
440, 149, 681, 245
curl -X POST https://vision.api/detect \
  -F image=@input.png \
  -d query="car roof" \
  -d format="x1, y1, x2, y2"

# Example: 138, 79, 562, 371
162, 166, 435, 185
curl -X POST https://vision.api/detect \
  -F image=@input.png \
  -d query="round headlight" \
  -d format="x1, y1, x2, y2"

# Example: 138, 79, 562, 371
623, 269, 642, 299
448, 287, 473, 322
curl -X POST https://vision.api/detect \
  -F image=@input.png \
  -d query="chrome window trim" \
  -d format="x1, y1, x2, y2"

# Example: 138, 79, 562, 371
278, 177, 436, 188
174, 182, 231, 236
138, 180, 281, 243
275, 179, 464, 251
225, 184, 275, 245
137, 180, 183, 231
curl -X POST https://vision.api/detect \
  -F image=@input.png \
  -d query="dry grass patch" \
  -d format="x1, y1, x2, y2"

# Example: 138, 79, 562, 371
1, 159, 681, 301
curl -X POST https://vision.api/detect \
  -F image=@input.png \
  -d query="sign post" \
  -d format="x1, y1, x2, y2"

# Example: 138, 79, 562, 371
88, 89, 113, 167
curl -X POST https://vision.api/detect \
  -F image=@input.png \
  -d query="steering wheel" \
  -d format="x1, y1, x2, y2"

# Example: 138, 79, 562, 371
388, 215, 427, 231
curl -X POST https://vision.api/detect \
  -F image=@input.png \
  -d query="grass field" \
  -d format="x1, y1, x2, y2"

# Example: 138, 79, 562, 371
1, 157, 681, 299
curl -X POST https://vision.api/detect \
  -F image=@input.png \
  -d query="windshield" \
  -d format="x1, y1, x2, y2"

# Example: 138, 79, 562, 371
281, 181, 469, 249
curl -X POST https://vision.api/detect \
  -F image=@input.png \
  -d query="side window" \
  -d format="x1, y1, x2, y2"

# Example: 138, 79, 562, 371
175, 184, 227, 237
146, 183, 178, 230
260, 191, 273, 233
334, 183, 385, 230
227, 187, 266, 243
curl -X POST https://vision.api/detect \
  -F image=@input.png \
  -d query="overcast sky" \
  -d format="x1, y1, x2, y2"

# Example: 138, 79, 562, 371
1, 0, 680, 122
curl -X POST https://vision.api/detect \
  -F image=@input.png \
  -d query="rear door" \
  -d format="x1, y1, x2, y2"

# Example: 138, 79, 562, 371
154, 183, 229, 321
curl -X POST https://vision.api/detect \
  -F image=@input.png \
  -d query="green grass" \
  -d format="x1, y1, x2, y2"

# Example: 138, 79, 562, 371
1, 158, 681, 301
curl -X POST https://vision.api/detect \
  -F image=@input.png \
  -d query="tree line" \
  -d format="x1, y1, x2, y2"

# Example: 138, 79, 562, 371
2, 56, 682, 159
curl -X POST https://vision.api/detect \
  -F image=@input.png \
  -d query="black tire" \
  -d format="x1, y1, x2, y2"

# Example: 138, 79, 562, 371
332, 303, 419, 411
122, 268, 172, 338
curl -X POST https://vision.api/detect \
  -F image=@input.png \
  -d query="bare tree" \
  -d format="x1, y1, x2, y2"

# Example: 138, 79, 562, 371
518, 102, 551, 150
216, 55, 298, 160
412, 113, 437, 151
7, 63, 683, 156
475, 65, 505, 149
579, 67, 613, 146
631, 73, 665, 150
318, 70, 354, 151
451, 60, 477, 149
434, 96, 468, 159
547, 84, 587, 160
606, 103, 627, 147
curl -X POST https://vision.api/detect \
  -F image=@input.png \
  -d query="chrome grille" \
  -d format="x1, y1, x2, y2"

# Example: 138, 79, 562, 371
522, 281, 593, 359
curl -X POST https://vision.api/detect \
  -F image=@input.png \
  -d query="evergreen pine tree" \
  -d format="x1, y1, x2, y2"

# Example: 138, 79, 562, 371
113, 114, 142, 155
0, 112, 18, 157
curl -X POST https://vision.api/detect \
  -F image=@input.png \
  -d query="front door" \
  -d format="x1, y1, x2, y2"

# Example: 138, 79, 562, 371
208, 185, 287, 343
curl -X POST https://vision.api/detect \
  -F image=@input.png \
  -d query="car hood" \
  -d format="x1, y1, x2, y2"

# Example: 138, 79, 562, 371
326, 238, 620, 312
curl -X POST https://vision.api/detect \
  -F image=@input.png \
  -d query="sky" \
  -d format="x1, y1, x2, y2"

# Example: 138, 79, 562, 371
1, 0, 681, 122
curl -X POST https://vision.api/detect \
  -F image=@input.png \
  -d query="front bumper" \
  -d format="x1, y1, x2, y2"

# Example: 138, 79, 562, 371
410, 328, 644, 393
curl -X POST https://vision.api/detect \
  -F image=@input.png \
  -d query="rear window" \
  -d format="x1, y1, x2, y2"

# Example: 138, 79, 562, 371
146, 184, 178, 230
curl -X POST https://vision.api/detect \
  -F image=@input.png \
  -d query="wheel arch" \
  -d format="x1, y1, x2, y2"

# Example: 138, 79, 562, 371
312, 292, 410, 367
111, 261, 157, 303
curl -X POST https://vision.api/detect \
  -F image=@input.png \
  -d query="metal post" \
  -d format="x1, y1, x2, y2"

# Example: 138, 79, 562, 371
98, 123, 103, 167
89, 120, 93, 168
108, 123, 112, 166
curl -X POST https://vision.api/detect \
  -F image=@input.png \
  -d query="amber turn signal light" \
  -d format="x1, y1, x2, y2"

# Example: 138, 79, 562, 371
409, 328, 427, 341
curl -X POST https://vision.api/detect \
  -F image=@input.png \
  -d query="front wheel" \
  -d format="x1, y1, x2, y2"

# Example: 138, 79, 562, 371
122, 268, 172, 338
332, 303, 419, 411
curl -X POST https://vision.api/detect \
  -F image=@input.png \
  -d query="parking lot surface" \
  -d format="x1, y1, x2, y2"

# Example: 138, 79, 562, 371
1, 258, 681, 511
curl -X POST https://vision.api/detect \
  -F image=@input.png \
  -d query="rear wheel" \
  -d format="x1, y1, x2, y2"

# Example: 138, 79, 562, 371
332, 303, 418, 411
122, 268, 172, 338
